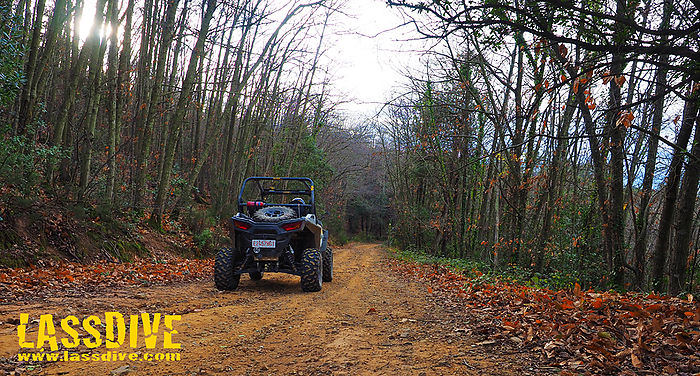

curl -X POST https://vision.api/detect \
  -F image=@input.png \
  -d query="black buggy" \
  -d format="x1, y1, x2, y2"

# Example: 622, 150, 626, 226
214, 177, 333, 292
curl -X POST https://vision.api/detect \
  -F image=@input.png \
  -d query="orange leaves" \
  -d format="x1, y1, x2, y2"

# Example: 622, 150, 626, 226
560, 298, 575, 310
502, 320, 520, 331
601, 72, 626, 87
0, 258, 214, 303
572, 236, 581, 248
584, 92, 597, 111
602, 71, 614, 85
615, 75, 626, 87
573, 282, 582, 297
388, 258, 700, 374
592, 297, 604, 309
616, 111, 635, 128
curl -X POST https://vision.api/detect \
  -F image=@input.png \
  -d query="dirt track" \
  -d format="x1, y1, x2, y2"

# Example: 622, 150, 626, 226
0, 243, 526, 375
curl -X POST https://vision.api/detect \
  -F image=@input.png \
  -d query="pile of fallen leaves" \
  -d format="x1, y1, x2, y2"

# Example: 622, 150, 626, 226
0, 258, 213, 303
389, 259, 700, 375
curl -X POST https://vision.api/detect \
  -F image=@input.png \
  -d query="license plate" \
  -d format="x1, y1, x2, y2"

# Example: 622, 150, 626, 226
252, 239, 275, 248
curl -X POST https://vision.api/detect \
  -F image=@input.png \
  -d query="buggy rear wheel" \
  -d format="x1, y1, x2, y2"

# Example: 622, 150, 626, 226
214, 247, 240, 291
300, 248, 322, 292
322, 247, 333, 282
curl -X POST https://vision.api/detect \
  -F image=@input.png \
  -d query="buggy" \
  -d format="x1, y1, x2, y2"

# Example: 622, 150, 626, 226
214, 177, 333, 292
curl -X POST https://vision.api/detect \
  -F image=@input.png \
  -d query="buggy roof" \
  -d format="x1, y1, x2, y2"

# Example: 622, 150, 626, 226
238, 177, 315, 202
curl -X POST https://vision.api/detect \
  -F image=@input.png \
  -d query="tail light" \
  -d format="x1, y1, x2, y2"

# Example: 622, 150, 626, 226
233, 219, 251, 230
281, 221, 303, 232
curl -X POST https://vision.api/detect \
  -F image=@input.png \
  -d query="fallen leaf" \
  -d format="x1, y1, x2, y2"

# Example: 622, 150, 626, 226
631, 353, 642, 368
573, 282, 581, 297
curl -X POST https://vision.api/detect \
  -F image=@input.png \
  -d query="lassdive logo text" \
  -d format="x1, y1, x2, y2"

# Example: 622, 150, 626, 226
16, 312, 182, 351
17, 350, 181, 362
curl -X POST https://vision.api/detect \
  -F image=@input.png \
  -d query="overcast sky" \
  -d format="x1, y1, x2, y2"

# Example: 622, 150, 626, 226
323, 0, 430, 121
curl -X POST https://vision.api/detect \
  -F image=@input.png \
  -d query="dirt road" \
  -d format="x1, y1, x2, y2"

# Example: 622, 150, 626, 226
1, 243, 526, 375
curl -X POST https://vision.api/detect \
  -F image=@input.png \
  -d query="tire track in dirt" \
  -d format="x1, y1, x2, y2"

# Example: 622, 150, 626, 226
1, 243, 524, 375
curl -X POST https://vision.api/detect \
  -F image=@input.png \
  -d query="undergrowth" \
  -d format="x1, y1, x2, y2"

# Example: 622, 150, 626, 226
388, 247, 589, 292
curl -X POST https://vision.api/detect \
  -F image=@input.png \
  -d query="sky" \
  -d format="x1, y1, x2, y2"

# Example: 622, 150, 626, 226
321, 0, 431, 121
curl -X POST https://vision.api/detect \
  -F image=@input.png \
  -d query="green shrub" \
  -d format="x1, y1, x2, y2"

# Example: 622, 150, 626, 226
0, 2, 24, 108
194, 228, 213, 248
0, 124, 65, 197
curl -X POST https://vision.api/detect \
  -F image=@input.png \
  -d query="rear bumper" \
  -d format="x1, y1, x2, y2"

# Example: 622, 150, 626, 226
233, 217, 304, 255
231, 216, 306, 275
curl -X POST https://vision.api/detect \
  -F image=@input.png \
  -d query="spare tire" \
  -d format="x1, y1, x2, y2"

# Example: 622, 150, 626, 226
253, 206, 296, 222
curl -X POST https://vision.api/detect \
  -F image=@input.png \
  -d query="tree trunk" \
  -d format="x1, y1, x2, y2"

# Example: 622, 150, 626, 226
15, 0, 46, 135
17, 0, 67, 134
78, 0, 108, 200
152, 0, 217, 229
633, 0, 671, 288
133, 0, 180, 209
668, 113, 700, 295
50, 0, 106, 184
105, 0, 120, 205
652, 83, 699, 291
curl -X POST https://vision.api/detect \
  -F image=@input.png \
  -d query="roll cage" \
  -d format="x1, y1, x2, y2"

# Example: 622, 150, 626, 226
237, 177, 316, 218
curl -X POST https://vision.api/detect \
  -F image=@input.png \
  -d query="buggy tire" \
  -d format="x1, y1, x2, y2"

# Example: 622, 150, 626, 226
322, 247, 333, 282
214, 247, 240, 290
300, 248, 322, 292
249, 271, 263, 281
253, 206, 296, 222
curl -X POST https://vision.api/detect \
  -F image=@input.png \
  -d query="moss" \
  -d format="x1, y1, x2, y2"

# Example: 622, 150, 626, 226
0, 252, 28, 268
0, 228, 27, 267
103, 240, 129, 262
122, 241, 150, 257
86, 230, 102, 242
102, 240, 150, 263
0, 227, 20, 250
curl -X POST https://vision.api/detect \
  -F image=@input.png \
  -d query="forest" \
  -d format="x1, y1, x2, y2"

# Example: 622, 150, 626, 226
0, 0, 699, 298
0, 0, 381, 252
380, 0, 700, 295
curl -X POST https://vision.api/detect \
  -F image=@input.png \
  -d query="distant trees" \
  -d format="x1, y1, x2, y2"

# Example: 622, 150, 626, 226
382, 0, 700, 294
